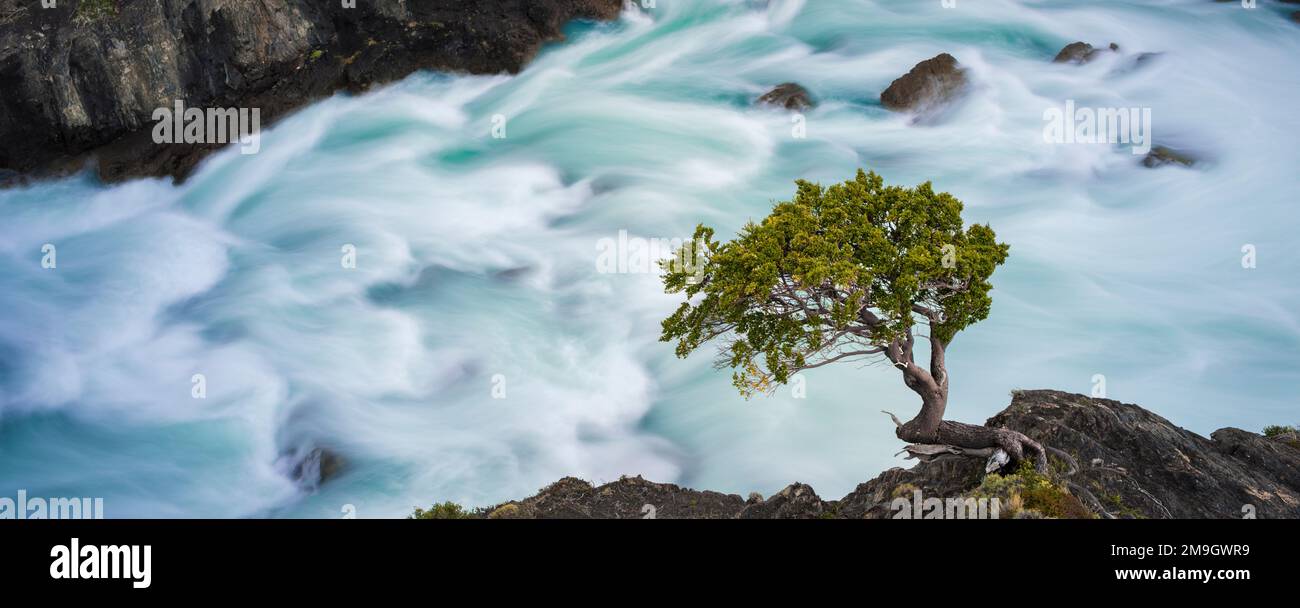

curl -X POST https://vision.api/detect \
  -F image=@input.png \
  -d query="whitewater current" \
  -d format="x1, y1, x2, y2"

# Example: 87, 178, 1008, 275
2, 0, 1298, 517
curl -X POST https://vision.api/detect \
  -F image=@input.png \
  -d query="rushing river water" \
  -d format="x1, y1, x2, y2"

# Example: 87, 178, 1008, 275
2, 0, 1298, 517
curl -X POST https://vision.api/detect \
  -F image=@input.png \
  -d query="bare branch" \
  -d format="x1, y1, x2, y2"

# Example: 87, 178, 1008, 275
881, 410, 903, 427
799, 348, 886, 370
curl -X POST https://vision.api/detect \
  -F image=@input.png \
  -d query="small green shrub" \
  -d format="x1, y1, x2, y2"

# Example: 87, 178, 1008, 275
409, 501, 473, 519
1019, 478, 1092, 519
1102, 491, 1145, 519
1264, 425, 1300, 449
972, 460, 1094, 519
487, 504, 521, 519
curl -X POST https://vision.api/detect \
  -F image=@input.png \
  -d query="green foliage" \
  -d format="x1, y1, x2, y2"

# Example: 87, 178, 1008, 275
487, 503, 521, 519
1263, 424, 1298, 438
973, 460, 1094, 519
1264, 425, 1300, 449
409, 501, 473, 519
660, 169, 1008, 397
1101, 491, 1145, 519
75, 0, 118, 22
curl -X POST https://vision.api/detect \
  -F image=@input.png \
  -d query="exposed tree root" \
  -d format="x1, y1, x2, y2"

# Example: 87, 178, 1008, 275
882, 411, 1049, 474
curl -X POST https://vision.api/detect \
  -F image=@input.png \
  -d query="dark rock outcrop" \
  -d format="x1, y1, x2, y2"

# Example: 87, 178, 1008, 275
1052, 41, 1119, 64
984, 391, 1299, 518
757, 82, 814, 111
737, 483, 829, 519
481, 476, 746, 519
0, 0, 623, 184
879, 53, 968, 114
462, 390, 1300, 519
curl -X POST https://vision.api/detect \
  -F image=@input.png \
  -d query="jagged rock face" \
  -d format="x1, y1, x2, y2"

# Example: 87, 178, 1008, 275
474, 390, 1300, 519
879, 53, 967, 114
0, 0, 623, 182
835, 458, 986, 519
984, 391, 1299, 518
737, 483, 828, 519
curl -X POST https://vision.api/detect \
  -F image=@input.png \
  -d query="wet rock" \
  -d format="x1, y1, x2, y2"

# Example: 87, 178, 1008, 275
1053, 41, 1119, 64
1132, 52, 1163, 68
1141, 145, 1197, 168
494, 266, 534, 282
757, 82, 815, 111
287, 447, 346, 491
1110, 51, 1164, 76
880, 53, 969, 114
0, 0, 625, 185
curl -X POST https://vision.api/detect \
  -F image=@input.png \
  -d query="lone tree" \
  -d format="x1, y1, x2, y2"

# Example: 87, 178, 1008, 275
661, 169, 1047, 472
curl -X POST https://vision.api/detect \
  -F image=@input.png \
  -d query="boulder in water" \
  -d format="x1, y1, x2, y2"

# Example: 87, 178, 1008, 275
286, 447, 346, 491
757, 82, 815, 111
1141, 145, 1197, 168
1053, 41, 1119, 64
879, 53, 969, 114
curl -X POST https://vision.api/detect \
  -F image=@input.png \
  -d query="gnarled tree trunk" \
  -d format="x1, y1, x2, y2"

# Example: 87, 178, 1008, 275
876, 308, 1049, 473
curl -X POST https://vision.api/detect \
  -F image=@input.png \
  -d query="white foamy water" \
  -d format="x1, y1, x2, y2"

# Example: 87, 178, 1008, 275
1, 0, 1297, 517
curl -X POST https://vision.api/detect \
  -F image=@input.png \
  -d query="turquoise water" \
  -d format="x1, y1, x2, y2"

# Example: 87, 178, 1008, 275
2, 0, 1298, 517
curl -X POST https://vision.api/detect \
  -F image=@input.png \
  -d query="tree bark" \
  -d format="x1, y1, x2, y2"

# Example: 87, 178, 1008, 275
896, 418, 1049, 473
888, 330, 1049, 473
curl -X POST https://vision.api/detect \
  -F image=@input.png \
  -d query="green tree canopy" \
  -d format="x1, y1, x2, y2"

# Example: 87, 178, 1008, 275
660, 169, 1008, 398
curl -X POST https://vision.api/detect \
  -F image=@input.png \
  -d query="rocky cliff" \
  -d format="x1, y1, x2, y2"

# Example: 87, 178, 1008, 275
454, 390, 1300, 519
0, 0, 622, 183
